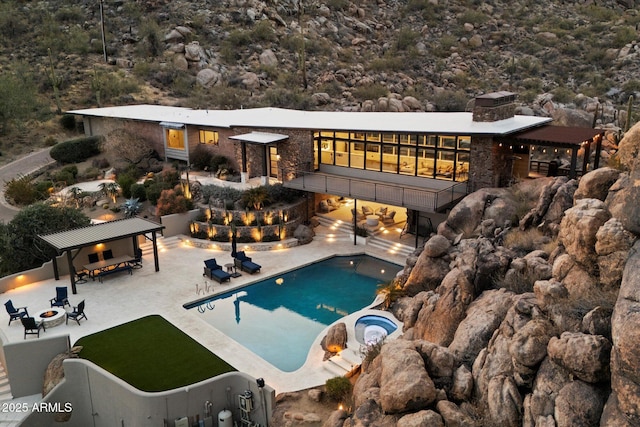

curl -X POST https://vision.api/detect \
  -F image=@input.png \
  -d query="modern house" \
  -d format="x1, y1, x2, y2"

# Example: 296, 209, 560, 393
69, 91, 604, 231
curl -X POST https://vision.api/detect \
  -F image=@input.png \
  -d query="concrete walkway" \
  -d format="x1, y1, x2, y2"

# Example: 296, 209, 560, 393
0, 148, 55, 223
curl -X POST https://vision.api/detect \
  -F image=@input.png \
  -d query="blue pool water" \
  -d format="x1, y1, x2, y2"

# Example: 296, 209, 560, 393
185, 255, 401, 372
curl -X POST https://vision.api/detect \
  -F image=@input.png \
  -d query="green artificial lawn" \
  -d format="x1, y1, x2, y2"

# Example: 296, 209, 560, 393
75, 315, 236, 392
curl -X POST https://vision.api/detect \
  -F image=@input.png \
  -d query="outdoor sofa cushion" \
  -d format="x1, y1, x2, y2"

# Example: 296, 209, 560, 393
203, 259, 231, 283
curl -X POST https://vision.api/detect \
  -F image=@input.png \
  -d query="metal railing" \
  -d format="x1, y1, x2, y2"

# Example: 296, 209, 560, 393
281, 168, 468, 212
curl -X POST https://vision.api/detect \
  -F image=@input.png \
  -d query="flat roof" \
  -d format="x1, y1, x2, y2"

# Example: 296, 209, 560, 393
39, 217, 165, 252
510, 126, 604, 146
229, 132, 289, 144
68, 105, 552, 136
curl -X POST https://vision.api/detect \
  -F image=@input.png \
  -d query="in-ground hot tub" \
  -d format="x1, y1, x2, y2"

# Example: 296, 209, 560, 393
354, 315, 398, 345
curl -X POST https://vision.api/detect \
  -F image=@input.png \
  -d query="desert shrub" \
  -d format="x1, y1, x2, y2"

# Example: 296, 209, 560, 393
251, 20, 275, 42
201, 185, 242, 205
265, 184, 303, 204
81, 167, 101, 180
4, 175, 39, 205
145, 182, 170, 205
130, 183, 147, 202
325, 376, 352, 402
369, 56, 405, 72
52, 169, 76, 185
156, 189, 188, 216
502, 228, 551, 254
92, 157, 110, 169
117, 173, 137, 199
352, 83, 388, 101
458, 10, 489, 26
396, 27, 419, 51
59, 114, 77, 131
433, 90, 468, 112
50, 135, 102, 163
262, 88, 313, 110
191, 145, 213, 170
325, 0, 349, 10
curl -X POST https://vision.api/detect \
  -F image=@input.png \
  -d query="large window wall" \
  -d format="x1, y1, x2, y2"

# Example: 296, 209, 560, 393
315, 131, 470, 182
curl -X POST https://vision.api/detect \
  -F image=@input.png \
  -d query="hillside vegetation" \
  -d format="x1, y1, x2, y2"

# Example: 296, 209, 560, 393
0, 0, 639, 160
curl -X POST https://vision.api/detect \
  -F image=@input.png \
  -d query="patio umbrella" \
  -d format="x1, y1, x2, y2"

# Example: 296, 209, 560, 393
231, 229, 238, 258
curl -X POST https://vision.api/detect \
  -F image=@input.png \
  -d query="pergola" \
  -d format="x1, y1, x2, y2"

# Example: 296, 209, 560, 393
38, 218, 165, 294
504, 126, 605, 179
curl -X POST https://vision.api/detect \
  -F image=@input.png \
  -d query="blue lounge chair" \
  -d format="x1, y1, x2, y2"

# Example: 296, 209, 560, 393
5, 300, 29, 326
203, 259, 231, 283
234, 251, 261, 274
50, 286, 70, 308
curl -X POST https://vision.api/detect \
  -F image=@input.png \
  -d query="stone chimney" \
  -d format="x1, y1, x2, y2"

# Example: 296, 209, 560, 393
472, 91, 517, 122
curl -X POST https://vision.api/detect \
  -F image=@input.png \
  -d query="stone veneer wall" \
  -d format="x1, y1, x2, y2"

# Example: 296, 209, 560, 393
469, 136, 513, 192
472, 103, 516, 122
82, 117, 166, 157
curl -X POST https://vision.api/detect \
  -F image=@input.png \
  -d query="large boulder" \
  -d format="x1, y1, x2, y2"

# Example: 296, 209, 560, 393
435, 400, 478, 427
605, 171, 640, 235
320, 322, 347, 359
378, 340, 437, 414
523, 358, 572, 426
554, 381, 607, 426
509, 318, 556, 387
595, 217, 637, 289
608, 240, 640, 424
438, 188, 515, 239
403, 247, 450, 296
412, 268, 474, 346
573, 167, 621, 202
487, 375, 523, 427
448, 288, 514, 367
547, 332, 612, 384
43, 346, 82, 422
396, 410, 444, 427
614, 120, 640, 171
558, 198, 611, 271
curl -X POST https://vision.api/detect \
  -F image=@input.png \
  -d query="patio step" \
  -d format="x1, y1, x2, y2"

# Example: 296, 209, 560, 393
139, 235, 182, 255
0, 364, 13, 401
367, 235, 415, 258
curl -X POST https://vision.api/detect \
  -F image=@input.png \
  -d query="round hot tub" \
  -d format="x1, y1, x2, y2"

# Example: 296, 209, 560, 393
355, 315, 398, 345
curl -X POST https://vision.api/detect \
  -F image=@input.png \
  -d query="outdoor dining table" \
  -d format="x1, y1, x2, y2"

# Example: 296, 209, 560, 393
84, 255, 136, 280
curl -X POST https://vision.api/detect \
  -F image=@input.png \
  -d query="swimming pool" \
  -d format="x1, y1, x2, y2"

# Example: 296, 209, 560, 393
185, 255, 401, 372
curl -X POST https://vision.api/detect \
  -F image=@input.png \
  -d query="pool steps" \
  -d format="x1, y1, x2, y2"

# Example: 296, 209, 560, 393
326, 349, 363, 376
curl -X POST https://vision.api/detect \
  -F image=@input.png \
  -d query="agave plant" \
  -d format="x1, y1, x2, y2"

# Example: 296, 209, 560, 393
121, 197, 143, 218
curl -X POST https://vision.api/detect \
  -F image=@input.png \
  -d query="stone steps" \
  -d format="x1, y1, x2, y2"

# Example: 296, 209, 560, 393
0, 364, 12, 401
325, 349, 362, 376
140, 235, 182, 255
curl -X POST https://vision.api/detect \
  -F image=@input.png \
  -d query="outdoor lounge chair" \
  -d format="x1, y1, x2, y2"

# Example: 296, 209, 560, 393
203, 259, 231, 283
22, 317, 45, 339
5, 300, 29, 326
50, 286, 70, 308
234, 251, 261, 274
66, 300, 87, 325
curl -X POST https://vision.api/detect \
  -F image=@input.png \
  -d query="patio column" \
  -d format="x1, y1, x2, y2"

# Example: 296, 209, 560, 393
569, 147, 579, 179
152, 231, 160, 272
261, 145, 268, 185
66, 250, 78, 294
241, 142, 248, 184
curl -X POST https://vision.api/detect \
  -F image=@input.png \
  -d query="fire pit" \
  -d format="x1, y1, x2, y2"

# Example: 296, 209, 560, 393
34, 308, 66, 328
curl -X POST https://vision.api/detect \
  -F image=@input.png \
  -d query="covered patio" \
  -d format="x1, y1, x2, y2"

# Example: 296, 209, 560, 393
38, 218, 165, 294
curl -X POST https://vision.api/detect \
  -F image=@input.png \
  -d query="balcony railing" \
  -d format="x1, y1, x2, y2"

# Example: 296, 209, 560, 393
281, 168, 468, 213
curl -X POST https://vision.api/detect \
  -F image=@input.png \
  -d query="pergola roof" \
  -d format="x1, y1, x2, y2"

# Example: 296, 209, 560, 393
509, 126, 604, 147
39, 217, 164, 252
229, 132, 289, 144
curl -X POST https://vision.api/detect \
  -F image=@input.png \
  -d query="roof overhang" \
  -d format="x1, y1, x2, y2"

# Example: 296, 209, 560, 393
159, 121, 185, 129
229, 132, 289, 144
38, 217, 165, 252
507, 126, 604, 147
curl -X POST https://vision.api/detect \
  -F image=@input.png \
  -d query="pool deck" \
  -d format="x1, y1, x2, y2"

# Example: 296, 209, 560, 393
0, 222, 409, 399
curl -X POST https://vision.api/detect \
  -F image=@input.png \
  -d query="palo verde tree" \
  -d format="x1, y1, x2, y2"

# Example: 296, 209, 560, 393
0, 203, 90, 276
102, 128, 155, 169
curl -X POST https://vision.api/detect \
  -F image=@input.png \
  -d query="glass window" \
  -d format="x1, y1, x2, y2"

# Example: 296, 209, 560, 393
458, 136, 471, 150
166, 129, 184, 149
350, 142, 364, 169
365, 133, 379, 142
439, 136, 456, 149
417, 149, 435, 177
426, 135, 437, 147
199, 130, 219, 145
381, 133, 395, 143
